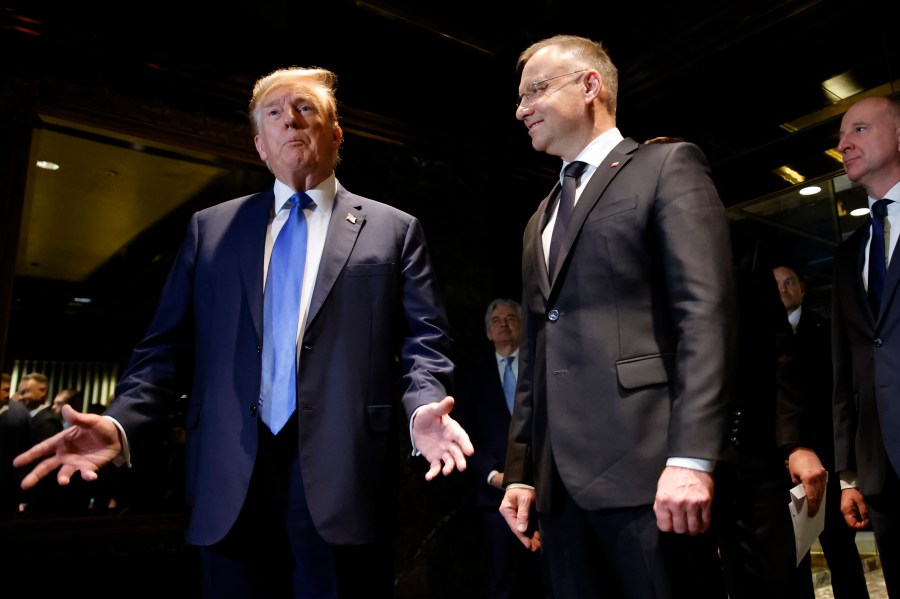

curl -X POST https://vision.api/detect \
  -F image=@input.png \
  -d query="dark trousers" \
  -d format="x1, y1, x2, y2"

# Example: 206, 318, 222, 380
867, 461, 900, 598
482, 508, 551, 599
199, 415, 393, 599
715, 453, 815, 599
819, 474, 868, 599
538, 481, 725, 599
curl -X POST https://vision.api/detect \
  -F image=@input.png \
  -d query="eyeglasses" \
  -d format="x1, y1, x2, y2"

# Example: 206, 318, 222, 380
516, 69, 588, 109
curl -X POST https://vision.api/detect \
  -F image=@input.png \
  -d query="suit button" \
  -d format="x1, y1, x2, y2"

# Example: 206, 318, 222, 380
249, 404, 258, 416
548, 310, 559, 321
256, 344, 261, 353
874, 338, 883, 347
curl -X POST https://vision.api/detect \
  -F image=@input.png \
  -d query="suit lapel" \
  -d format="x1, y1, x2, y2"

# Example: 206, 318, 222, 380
238, 191, 274, 341
306, 183, 364, 328
549, 139, 637, 286
534, 195, 555, 299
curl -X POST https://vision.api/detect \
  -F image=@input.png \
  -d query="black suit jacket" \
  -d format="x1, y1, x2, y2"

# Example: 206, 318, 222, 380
833, 216, 900, 494
793, 308, 836, 470
506, 139, 736, 512
0, 400, 31, 513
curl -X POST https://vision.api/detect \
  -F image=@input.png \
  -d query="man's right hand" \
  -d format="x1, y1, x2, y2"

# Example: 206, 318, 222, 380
13, 404, 121, 489
499, 486, 540, 551
840, 487, 870, 530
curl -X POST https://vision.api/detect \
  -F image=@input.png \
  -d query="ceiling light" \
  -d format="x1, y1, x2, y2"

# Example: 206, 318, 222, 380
799, 186, 821, 196
35, 160, 59, 170
851, 207, 870, 217
774, 166, 805, 185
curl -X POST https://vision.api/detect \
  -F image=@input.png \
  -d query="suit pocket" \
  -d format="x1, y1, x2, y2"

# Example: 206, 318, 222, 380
345, 262, 394, 277
586, 195, 637, 222
368, 404, 393, 433
616, 353, 675, 390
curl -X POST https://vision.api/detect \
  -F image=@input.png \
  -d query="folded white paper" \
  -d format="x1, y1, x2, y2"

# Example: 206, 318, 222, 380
788, 480, 827, 566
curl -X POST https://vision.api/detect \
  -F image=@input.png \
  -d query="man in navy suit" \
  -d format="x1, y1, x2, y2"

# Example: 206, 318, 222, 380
456, 298, 549, 598
832, 93, 900, 597
15, 66, 473, 598
500, 34, 734, 598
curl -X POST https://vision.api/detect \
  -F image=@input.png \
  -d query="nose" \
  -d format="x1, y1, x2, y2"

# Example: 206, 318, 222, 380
516, 102, 532, 120
837, 133, 851, 154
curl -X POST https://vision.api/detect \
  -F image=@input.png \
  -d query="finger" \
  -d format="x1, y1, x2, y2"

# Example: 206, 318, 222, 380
20, 456, 62, 490
57, 463, 76, 486
425, 460, 441, 481
447, 445, 467, 472
516, 502, 530, 533
654, 500, 673, 532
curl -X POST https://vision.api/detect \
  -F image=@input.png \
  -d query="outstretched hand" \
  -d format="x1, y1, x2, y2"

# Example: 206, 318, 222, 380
13, 404, 122, 489
411, 396, 474, 480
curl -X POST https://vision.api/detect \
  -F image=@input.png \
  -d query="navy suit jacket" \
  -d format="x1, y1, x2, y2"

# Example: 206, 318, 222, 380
833, 217, 900, 494
456, 355, 512, 509
107, 180, 454, 546
505, 139, 736, 513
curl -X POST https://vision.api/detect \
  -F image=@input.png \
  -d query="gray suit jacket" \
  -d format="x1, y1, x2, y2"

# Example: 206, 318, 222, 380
505, 138, 736, 512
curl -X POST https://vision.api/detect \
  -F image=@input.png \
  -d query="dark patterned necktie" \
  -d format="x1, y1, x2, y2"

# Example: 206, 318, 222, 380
867, 198, 892, 315
548, 160, 588, 276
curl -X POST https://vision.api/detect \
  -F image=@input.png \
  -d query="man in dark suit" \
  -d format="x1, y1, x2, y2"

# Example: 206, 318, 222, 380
773, 263, 868, 598
0, 372, 30, 516
15, 66, 473, 598
499, 34, 735, 598
832, 92, 900, 597
456, 298, 549, 598
712, 241, 826, 599
14, 371, 64, 515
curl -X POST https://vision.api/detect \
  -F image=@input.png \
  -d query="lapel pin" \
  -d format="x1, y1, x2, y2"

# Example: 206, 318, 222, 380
610, 161, 620, 168
346, 213, 357, 224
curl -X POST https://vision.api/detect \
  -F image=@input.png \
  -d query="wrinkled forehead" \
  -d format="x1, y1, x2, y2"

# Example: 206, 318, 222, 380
259, 80, 325, 110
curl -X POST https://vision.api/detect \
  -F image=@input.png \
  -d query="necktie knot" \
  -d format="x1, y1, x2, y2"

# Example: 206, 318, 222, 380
873, 198, 892, 218
289, 192, 315, 212
564, 160, 588, 180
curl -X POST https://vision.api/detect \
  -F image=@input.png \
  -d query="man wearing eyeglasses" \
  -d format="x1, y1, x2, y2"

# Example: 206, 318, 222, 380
500, 34, 735, 598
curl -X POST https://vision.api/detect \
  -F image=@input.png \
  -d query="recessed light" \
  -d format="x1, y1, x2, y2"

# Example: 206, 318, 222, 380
799, 186, 821, 196
36, 160, 60, 170
851, 208, 870, 217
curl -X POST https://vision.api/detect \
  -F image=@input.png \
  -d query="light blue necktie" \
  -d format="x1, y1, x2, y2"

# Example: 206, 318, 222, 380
502, 356, 516, 413
260, 192, 313, 434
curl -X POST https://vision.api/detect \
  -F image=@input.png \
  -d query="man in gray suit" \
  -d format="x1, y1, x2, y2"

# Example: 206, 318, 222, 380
832, 92, 900, 597
500, 34, 735, 598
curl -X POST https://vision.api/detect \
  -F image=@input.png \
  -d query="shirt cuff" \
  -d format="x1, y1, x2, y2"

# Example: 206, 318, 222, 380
409, 405, 424, 457
505, 483, 535, 491
666, 457, 715, 472
487, 470, 500, 486
104, 415, 132, 468
839, 470, 858, 489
